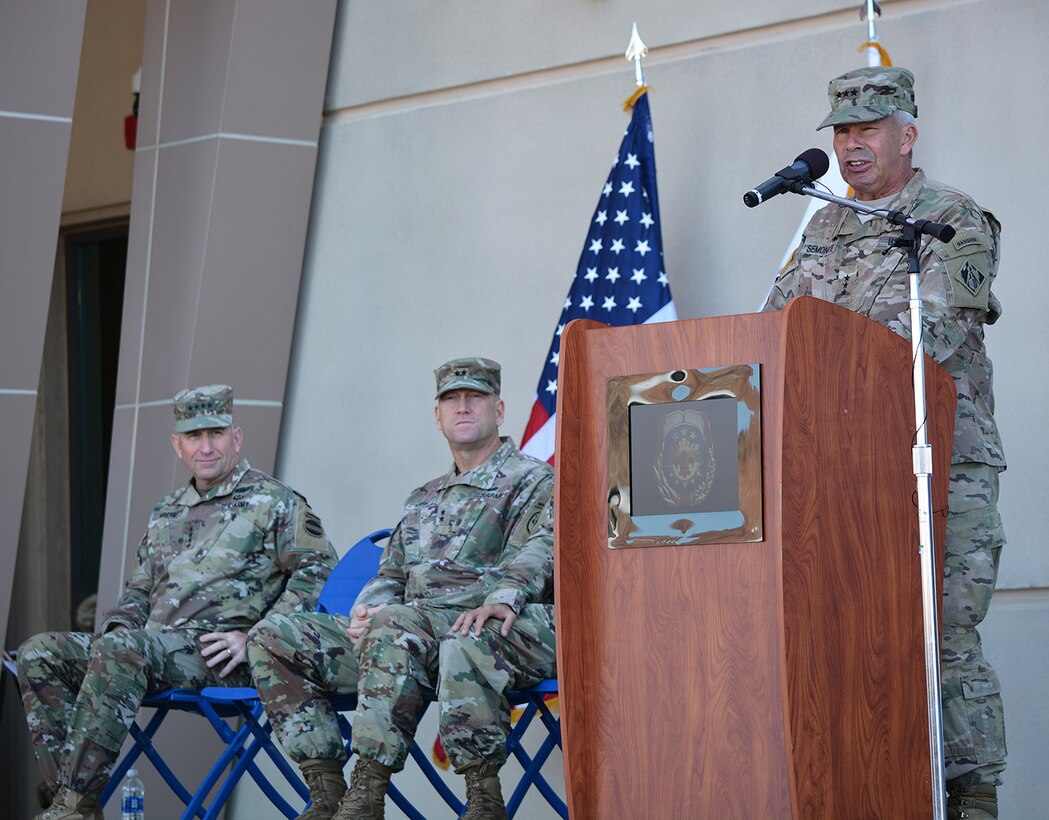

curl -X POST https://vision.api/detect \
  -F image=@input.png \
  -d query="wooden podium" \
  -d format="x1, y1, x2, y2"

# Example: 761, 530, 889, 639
553, 297, 955, 819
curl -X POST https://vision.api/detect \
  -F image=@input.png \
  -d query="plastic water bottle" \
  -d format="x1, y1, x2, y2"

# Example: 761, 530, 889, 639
121, 768, 145, 820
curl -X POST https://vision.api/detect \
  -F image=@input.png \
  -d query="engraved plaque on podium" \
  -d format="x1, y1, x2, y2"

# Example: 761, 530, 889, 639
606, 364, 762, 549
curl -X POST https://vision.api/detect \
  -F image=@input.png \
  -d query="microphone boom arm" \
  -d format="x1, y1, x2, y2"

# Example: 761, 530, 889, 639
787, 180, 956, 242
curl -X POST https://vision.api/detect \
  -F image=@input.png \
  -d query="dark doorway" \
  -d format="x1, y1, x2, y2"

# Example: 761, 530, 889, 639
65, 223, 128, 613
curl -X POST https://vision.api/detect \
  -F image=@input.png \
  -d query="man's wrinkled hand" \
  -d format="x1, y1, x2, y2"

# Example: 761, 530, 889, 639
199, 630, 248, 678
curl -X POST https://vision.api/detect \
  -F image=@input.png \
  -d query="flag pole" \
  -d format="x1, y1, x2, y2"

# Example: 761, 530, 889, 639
860, 1, 890, 67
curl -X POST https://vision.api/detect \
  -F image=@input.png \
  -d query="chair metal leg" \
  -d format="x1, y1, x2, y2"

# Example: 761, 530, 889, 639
99, 708, 168, 806
406, 732, 465, 817
205, 702, 307, 819
504, 692, 567, 819
100, 704, 200, 813
193, 689, 309, 820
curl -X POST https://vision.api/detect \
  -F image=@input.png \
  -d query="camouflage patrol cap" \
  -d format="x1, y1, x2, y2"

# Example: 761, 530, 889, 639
818, 66, 917, 130
434, 357, 501, 398
172, 384, 234, 433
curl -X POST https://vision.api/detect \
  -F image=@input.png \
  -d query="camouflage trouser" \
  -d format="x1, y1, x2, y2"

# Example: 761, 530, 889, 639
17, 628, 250, 798
941, 462, 1007, 786
247, 612, 361, 764
248, 603, 557, 771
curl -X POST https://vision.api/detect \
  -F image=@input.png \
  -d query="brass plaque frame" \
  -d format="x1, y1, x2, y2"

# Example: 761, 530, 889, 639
606, 364, 763, 549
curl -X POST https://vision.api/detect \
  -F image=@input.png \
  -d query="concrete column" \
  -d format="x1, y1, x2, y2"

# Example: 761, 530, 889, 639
0, 0, 87, 646
98, 0, 338, 610
89, 2, 337, 812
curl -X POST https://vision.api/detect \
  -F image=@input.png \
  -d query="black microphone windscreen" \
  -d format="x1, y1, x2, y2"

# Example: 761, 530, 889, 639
794, 148, 830, 180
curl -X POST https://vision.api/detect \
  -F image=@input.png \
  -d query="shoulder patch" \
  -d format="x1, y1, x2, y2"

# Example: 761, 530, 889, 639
938, 228, 993, 311
303, 511, 326, 538
941, 227, 991, 258
526, 509, 542, 535
955, 259, 987, 296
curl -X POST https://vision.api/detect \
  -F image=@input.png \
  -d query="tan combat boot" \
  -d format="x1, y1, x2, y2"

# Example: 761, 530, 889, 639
947, 783, 998, 819
34, 787, 103, 820
331, 757, 393, 820
296, 758, 348, 820
459, 762, 508, 820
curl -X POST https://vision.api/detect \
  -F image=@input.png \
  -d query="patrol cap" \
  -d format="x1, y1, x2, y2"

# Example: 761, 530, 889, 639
172, 384, 234, 433
818, 66, 917, 130
434, 357, 501, 398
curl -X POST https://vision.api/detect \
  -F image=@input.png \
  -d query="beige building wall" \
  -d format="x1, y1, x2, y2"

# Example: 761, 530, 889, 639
257, 1, 1047, 817
6, 0, 1043, 817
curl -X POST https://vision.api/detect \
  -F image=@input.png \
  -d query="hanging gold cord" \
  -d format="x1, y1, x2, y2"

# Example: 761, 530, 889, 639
622, 85, 649, 112
858, 41, 892, 65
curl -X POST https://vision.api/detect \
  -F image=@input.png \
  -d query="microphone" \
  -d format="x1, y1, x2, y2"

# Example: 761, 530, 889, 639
886, 215, 956, 243
743, 148, 830, 208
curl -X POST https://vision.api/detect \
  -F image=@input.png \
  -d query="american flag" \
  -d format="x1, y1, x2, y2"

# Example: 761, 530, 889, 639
520, 89, 676, 463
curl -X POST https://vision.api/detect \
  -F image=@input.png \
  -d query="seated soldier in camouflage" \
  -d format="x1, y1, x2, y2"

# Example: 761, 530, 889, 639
248, 357, 557, 820
18, 385, 338, 820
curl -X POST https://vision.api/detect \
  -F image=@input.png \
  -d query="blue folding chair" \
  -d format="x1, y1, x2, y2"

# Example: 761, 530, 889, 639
99, 686, 308, 819
194, 528, 394, 818
392, 680, 566, 819
317, 533, 566, 819
96, 529, 392, 819
102, 527, 566, 818
4, 642, 303, 818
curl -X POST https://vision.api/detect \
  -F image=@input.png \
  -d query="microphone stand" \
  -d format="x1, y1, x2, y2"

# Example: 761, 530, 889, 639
788, 180, 953, 820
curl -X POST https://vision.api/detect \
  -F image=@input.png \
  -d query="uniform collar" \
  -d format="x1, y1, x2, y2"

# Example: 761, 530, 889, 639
834, 167, 926, 237
886, 166, 926, 211
438, 437, 516, 491
177, 459, 252, 506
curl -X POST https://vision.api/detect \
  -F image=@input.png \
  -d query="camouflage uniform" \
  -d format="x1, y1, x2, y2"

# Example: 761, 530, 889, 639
18, 459, 337, 798
764, 168, 1007, 784
248, 436, 556, 771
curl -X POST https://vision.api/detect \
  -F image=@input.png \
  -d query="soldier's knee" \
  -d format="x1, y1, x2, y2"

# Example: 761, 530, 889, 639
358, 604, 416, 639
93, 628, 145, 661
16, 631, 60, 673
246, 614, 296, 660
438, 630, 490, 672
246, 614, 283, 644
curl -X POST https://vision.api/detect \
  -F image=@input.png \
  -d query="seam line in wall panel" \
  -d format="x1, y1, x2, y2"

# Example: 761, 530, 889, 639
115, 399, 284, 411
0, 111, 73, 123
136, 132, 317, 152
321, 0, 977, 125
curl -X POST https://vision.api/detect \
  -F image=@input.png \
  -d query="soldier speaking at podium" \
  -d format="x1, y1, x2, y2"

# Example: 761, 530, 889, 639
762, 67, 1006, 819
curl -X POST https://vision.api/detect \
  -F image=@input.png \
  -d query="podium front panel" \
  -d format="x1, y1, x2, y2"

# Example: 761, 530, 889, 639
553, 298, 953, 819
